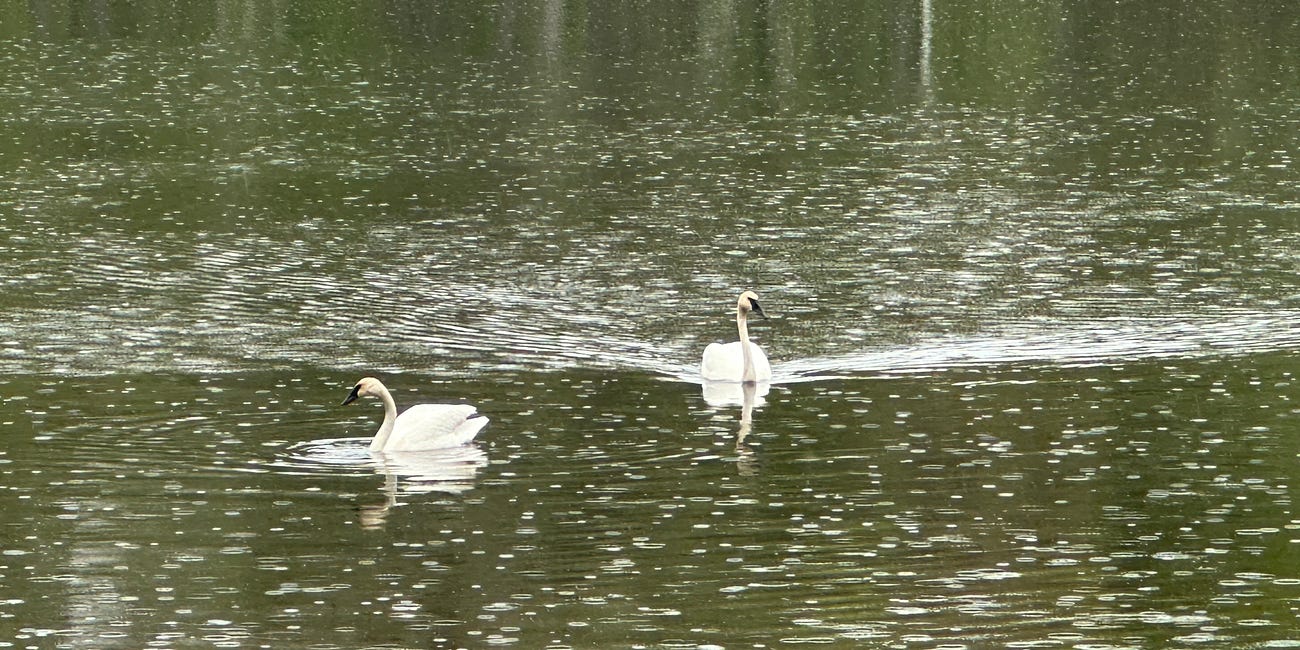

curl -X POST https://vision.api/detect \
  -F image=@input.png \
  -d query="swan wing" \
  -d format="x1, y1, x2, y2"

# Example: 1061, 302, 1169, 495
701, 341, 740, 381
385, 404, 488, 451
701, 341, 772, 382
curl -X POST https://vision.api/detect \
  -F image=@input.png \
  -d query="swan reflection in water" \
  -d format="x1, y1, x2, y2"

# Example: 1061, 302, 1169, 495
700, 380, 769, 408
285, 438, 488, 528
700, 380, 764, 476
733, 382, 760, 475
359, 446, 489, 528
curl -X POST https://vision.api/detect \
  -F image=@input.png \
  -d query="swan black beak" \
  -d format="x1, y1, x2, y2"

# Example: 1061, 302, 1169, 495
342, 384, 362, 406
749, 299, 768, 319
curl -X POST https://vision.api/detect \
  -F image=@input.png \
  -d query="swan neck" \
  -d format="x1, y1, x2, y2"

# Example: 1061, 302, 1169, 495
737, 308, 756, 384
369, 386, 399, 452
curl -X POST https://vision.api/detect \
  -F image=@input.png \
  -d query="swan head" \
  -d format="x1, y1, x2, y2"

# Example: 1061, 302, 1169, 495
737, 290, 767, 319
342, 377, 384, 405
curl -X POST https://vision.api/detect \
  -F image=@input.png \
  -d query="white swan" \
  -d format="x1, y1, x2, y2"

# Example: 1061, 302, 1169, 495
342, 377, 488, 452
701, 290, 772, 383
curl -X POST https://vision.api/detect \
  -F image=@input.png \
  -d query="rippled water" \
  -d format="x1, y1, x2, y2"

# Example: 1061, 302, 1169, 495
3, 1, 1300, 648
5, 364, 1300, 647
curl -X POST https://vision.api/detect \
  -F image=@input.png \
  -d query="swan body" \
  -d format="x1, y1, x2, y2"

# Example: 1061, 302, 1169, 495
342, 377, 488, 452
702, 341, 771, 382
701, 290, 772, 383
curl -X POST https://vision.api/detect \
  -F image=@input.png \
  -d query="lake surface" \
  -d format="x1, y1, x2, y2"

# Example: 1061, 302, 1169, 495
3, 1, 1300, 647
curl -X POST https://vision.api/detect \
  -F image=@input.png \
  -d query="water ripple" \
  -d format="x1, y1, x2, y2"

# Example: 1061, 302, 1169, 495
779, 309, 1300, 382
271, 437, 490, 497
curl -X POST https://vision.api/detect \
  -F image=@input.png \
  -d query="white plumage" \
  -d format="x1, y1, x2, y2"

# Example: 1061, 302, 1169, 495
700, 290, 772, 383
701, 341, 771, 382
342, 377, 488, 452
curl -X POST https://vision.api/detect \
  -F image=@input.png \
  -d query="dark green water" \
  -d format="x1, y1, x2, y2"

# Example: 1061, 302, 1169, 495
3, 1, 1300, 647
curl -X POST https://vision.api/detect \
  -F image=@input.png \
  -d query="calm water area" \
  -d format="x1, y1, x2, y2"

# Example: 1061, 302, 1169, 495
3, 1, 1300, 648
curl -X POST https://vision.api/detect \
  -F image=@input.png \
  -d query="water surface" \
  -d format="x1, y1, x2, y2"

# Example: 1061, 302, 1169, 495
3, 1, 1300, 647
